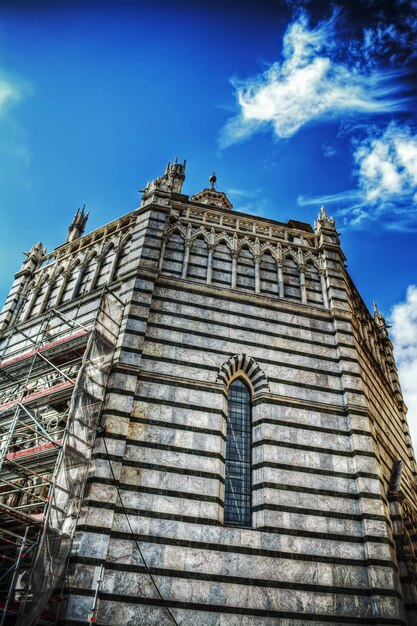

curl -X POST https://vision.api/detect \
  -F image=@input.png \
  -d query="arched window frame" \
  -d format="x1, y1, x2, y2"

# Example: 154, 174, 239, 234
224, 376, 253, 527
217, 355, 270, 529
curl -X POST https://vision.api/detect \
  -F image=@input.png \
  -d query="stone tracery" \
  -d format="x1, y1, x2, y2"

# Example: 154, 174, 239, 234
161, 218, 329, 307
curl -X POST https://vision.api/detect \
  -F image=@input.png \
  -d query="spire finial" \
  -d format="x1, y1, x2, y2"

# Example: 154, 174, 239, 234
209, 171, 217, 190
190, 171, 233, 209
66, 204, 89, 243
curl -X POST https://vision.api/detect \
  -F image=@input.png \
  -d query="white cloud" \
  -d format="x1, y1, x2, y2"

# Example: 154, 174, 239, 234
220, 11, 404, 148
355, 123, 417, 205
0, 73, 21, 112
296, 123, 417, 231
390, 285, 417, 450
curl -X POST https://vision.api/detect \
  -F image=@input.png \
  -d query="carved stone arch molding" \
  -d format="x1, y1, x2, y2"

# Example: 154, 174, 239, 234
216, 354, 270, 395
260, 243, 278, 261
214, 233, 233, 250
191, 226, 210, 245
303, 252, 320, 270
237, 236, 255, 256
282, 247, 300, 267
120, 230, 133, 248
166, 223, 187, 240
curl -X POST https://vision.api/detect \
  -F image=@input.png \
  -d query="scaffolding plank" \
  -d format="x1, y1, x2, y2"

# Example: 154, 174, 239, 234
5, 441, 62, 461
0, 329, 89, 371
0, 379, 75, 413
0, 503, 44, 527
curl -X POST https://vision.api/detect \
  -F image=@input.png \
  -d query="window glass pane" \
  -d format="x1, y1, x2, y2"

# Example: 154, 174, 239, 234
224, 379, 251, 527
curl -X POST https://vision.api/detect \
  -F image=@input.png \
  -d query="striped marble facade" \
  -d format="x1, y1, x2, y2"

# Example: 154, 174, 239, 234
1, 162, 416, 625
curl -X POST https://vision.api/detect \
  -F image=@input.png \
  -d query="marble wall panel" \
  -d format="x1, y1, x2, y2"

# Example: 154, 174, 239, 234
113, 489, 219, 519
122, 446, 223, 475
120, 464, 221, 499
259, 443, 376, 475
125, 423, 223, 454
254, 422, 354, 451
254, 486, 361, 516
131, 399, 224, 432
253, 466, 378, 496
133, 379, 224, 411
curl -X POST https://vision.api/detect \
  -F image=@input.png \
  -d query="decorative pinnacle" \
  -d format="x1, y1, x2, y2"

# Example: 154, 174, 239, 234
66, 204, 89, 243
73, 205, 89, 222
209, 171, 217, 190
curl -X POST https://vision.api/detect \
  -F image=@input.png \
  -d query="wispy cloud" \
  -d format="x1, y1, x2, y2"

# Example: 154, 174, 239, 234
351, 0, 417, 67
0, 61, 31, 170
220, 10, 405, 149
0, 70, 24, 113
298, 189, 362, 207
283, 0, 312, 7
390, 285, 417, 448
227, 187, 270, 217
0, 80, 18, 109
322, 143, 337, 158
297, 122, 417, 231
298, 188, 372, 227
226, 187, 262, 198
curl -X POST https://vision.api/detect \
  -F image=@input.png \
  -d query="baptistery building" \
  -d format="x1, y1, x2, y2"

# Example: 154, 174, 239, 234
0, 161, 416, 625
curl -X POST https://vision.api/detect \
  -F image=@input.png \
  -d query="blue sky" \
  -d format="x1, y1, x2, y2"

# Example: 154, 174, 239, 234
1, 0, 417, 440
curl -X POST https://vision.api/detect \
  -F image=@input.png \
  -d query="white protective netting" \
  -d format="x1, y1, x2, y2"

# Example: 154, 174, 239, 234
18, 292, 123, 625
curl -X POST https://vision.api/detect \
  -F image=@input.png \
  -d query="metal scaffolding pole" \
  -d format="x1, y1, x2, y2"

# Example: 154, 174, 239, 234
0, 527, 29, 626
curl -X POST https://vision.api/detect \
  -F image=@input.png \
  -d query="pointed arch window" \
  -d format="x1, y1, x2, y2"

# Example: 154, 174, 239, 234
224, 378, 252, 527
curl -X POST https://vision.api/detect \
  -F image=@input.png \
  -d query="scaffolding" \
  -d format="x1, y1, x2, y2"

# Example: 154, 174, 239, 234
0, 291, 124, 626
